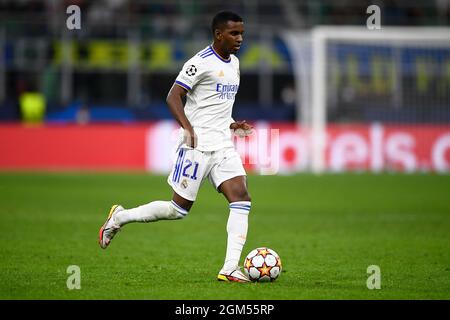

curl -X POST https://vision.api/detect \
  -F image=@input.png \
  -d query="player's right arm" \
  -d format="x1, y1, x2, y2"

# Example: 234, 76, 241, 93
168, 55, 206, 148
166, 84, 197, 148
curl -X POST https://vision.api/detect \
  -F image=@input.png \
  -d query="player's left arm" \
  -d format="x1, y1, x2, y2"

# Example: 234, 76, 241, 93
229, 59, 252, 137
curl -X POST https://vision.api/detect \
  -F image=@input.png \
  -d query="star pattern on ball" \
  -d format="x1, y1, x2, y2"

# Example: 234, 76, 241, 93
276, 257, 282, 268
257, 248, 270, 258
257, 263, 271, 277
245, 258, 253, 270
243, 247, 282, 282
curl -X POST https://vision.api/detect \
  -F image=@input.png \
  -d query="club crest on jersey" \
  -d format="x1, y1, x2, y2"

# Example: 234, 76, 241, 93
186, 65, 197, 76
181, 179, 188, 189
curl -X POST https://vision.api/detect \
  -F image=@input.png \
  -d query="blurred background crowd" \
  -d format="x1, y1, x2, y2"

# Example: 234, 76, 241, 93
0, 0, 449, 124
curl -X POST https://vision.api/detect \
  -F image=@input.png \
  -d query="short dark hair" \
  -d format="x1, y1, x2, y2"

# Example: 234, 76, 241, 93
211, 11, 243, 35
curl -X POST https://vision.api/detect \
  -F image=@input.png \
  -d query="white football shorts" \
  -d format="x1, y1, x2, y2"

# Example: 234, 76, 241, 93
167, 147, 246, 201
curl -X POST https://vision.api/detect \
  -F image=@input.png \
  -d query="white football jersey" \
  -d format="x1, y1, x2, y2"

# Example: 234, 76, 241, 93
174, 45, 240, 151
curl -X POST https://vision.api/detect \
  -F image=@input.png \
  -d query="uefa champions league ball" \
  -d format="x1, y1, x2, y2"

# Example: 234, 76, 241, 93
243, 247, 282, 282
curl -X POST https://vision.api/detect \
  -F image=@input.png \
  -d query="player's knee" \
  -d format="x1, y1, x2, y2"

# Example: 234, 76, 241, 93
235, 188, 251, 202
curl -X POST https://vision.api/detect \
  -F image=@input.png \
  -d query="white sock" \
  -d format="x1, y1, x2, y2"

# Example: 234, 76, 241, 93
222, 201, 250, 272
114, 200, 188, 226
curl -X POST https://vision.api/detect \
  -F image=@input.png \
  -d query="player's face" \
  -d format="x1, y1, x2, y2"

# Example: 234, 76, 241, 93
219, 21, 244, 55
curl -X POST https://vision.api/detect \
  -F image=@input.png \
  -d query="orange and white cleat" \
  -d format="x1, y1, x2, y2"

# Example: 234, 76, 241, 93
98, 205, 124, 249
217, 267, 251, 283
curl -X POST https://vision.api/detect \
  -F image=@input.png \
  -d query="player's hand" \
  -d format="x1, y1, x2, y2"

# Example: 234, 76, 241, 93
230, 120, 253, 137
184, 128, 198, 148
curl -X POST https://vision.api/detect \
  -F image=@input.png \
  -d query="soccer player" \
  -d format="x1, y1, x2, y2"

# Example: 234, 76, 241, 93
99, 11, 253, 283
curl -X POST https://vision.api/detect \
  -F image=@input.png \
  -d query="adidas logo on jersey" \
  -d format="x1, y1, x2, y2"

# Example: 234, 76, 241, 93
218, 70, 224, 77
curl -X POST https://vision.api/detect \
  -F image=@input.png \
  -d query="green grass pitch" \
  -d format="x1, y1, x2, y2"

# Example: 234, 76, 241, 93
0, 172, 449, 299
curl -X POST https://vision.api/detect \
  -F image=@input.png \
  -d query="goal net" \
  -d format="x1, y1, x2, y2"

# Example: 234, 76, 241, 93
285, 26, 450, 173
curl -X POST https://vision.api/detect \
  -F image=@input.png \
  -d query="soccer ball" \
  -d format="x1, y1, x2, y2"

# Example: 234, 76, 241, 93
243, 247, 282, 282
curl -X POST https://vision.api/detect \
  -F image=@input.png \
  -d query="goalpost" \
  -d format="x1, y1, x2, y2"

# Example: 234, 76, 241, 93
284, 26, 450, 173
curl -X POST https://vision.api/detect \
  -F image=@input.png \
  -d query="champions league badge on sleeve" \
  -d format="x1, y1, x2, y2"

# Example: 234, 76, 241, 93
186, 65, 197, 76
